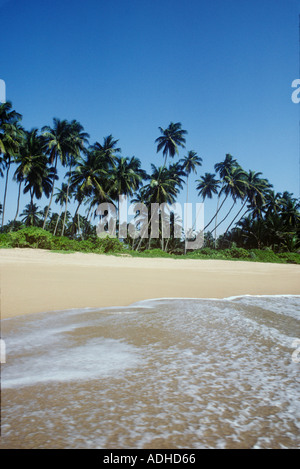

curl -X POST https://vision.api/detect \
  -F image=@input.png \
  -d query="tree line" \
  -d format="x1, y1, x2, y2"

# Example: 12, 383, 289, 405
0, 101, 299, 253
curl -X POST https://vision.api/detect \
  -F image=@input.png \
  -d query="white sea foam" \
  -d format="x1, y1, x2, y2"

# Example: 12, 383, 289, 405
1, 295, 299, 449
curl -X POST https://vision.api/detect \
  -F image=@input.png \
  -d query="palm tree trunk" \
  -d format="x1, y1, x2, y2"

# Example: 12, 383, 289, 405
53, 206, 63, 236
225, 199, 248, 234
205, 193, 228, 231
43, 155, 58, 230
214, 201, 236, 232
14, 180, 22, 222
184, 175, 188, 255
1, 162, 10, 227
61, 162, 72, 237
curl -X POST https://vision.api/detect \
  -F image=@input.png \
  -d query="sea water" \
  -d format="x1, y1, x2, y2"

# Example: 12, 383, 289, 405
0, 295, 299, 449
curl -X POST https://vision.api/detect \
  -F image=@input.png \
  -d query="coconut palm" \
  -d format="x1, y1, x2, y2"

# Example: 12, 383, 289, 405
179, 150, 202, 252
13, 129, 45, 222
0, 102, 24, 226
213, 166, 249, 233
42, 118, 85, 229
69, 150, 109, 227
90, 134, 121, 167
20, 202, 43, 226
225, 170, 272, 234
137, 164, 181, 250
109, 156, 146, 234
155, 122, 187, 167
61, 120, 89, 236
53, 183, 71, 236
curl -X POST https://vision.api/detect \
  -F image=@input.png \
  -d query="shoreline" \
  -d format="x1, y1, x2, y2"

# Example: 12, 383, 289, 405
1, 248, 300, 319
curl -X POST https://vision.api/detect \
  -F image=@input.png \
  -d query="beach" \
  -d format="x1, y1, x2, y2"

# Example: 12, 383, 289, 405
1, 248, 300, 449
1, 248, 300, 319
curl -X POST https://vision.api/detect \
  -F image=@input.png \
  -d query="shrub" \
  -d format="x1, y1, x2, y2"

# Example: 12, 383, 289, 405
8, 227, 53, 249
277, 252, 300, 264
249, 249, 282, 263
224, 247, 251, 259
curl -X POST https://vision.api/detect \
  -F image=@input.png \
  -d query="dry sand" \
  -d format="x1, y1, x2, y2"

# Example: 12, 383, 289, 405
1, 248, 300, 319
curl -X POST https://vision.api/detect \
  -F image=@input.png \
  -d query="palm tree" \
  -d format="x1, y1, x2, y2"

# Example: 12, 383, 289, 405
137, 164, 181, 250
211, 154, 239, 241
42, 118, 80, 229
90, 134, 121, 167
213, 166, 249, 233
20, 202, 43, 226
53, 183, 71, 235
0, 101, 24, 226
225, 170, 272, 234
69, 151, 109, 236
196, 172, 220, 202
23, 156, 56, 207
61, 120, 89, 236
108, 156, 146, 236
155, 122, 187, 167
13, 129, 44, 222
179, 150, 202, 252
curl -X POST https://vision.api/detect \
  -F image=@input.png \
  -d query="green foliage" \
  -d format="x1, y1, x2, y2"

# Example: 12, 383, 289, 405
8, 227, 53, 249
0, 232, 11, 247
277, 252, 300, 264
2, 227, 126, 254
140, 248, 172, 257
248, 249, 283, 263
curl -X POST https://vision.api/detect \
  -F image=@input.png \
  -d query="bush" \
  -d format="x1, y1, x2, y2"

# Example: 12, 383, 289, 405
8, 227, 53, 249
0, 233, 12, 248
277, 252, 300, 264
224, 247, 251, 259
140, 248, 173, 258
249, 249, 282, 263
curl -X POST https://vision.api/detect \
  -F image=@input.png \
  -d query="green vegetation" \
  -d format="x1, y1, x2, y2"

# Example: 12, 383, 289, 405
1, 227, 300, 264
1, 101, 299, 261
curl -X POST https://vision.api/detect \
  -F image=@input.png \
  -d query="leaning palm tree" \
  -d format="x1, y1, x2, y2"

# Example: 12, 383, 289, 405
225, 170, 272, 234
155, 122, 187, 167
213, 166, 249, 233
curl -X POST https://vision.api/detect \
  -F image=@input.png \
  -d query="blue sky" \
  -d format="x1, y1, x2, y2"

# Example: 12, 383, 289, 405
1, 0, 300, 233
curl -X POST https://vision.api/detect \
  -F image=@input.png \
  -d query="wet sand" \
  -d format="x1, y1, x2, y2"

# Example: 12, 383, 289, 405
1, 248, 300, 318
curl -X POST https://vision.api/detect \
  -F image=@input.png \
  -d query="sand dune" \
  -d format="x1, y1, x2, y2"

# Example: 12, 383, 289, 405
1, 248, 300, 318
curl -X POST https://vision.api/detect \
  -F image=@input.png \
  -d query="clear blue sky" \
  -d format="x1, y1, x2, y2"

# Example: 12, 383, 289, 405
1, 0, 300, 232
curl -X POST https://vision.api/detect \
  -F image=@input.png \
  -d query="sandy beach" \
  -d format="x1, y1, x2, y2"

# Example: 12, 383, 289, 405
1, 248, 300, 319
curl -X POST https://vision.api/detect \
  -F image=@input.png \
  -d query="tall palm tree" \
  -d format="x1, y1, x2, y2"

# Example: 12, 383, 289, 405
0, 101, 24, 226
41, 118, 79, 229
137, 164, 181, 250
212, 154, 239, 241
13, 128, 44, 222
213, 166, 249, 233
69, 150, 109, 227
196, 172, 220, 202
53, 183, 71, 236
61, 120, 89, 236
109, 156, 146, 235
225, 170, 272, 234
179, 150, 202, 252
90, 134, 121, 167
155, 122, 187, 167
